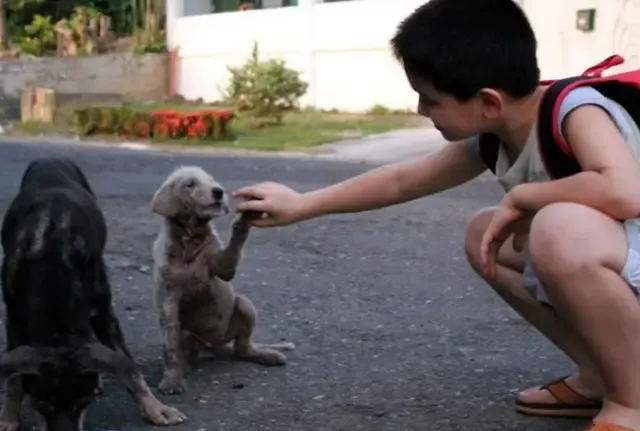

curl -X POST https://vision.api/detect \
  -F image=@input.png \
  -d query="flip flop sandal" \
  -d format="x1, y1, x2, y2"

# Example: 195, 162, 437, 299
515, 375, 603, 418
585, 423, 637, 431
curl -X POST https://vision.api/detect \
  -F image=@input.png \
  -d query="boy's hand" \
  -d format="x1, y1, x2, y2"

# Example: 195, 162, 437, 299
232, 182, 307, 227
480, 192, 525, 278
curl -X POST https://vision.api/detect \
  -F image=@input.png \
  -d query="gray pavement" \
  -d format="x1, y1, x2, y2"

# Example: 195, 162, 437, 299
313, 127, 447, 164
0, 138, 588, 431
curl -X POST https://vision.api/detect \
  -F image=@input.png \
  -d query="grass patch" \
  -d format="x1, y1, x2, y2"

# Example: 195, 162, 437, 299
9, 102, 428, 152
228, 111, 424, 151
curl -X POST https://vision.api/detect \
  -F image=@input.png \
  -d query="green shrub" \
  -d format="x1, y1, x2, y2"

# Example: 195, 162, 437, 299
17, 15, 56, 56
224, 42, 308, 127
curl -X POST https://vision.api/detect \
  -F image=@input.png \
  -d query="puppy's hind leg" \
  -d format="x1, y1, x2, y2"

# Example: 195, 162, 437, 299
230, 295, 293, 366
0, 376, 24, 431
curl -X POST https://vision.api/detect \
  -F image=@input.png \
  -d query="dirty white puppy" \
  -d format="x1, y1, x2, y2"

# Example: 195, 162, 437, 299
150, 166, 294, 395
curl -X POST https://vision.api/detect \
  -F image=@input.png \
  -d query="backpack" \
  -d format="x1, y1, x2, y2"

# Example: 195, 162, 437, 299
478, 55, 640, 179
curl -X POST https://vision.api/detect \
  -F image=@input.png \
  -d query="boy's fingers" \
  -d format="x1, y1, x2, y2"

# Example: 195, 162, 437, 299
249, 218, 275, 228
236, 199, 270, 213
480, 231, 498, 277
233, 185, 266, 199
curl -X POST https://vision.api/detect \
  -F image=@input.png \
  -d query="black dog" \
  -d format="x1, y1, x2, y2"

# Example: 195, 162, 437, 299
0, 158, 186, 431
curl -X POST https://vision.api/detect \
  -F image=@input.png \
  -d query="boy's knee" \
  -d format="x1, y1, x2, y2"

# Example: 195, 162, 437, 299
464, 207, 496, 269
529, 202, 591, 274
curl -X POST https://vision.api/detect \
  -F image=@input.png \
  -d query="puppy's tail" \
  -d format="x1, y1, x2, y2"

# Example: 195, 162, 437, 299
254, 341, 296, 351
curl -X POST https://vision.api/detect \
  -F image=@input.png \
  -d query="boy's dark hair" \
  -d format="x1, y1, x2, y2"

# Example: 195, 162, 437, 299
391, 0, 540, 101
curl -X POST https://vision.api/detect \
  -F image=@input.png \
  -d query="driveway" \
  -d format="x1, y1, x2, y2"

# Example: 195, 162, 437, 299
0, 140, 587, 431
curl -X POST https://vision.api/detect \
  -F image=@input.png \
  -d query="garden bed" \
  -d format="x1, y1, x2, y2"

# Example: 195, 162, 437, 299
74, 105, 235, 141
11, 102, 428, 151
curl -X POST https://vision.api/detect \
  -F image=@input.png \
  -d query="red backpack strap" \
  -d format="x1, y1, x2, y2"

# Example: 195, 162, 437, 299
478, 55, 635, 177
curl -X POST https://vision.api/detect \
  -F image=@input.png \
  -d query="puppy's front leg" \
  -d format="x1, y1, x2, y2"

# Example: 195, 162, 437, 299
158, 293, 187, 395
214, 213, 254, 282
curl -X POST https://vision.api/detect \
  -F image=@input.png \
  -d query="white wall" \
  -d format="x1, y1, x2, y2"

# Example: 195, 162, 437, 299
170, 0, 640, 112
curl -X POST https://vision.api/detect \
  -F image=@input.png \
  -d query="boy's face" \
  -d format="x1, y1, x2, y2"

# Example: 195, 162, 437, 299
407, 74, 502, 141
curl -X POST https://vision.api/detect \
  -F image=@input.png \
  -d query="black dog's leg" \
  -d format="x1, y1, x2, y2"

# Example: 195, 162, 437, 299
0, 319, 25, 431
0, 376, 24, 431
90, 269, 186, 426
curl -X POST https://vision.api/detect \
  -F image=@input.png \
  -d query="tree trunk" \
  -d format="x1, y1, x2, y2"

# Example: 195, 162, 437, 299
145, 0, 152, 34
0, 0, 8, 51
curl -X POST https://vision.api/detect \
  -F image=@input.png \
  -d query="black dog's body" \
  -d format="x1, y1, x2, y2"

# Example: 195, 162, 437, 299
0, 158, 185, 431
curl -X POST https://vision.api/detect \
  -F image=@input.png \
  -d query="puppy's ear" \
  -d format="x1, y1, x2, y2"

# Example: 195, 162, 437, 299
151, 181, 179, 217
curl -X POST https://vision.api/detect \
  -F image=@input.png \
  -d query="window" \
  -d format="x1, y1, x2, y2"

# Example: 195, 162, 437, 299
212, 0, 297, 12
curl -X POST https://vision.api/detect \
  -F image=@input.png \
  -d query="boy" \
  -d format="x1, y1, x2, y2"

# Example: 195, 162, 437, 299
232, 1, 640, 429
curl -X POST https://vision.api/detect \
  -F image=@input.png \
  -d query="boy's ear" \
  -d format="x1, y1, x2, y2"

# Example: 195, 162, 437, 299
478, 88, 504, 119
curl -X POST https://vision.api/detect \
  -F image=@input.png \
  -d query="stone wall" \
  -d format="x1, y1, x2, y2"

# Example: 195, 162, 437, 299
0, 52, 169, 121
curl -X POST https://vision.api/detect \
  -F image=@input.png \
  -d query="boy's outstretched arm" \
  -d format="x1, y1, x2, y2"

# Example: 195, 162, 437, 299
233, 139, 487, 227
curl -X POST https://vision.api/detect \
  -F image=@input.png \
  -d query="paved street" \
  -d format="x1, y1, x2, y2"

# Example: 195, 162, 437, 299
0, 140, 588, 431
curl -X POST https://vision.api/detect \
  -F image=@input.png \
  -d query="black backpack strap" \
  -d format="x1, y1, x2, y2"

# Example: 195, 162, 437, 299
479, 76, 600, 178
477, 133, 500, 174
536, 76, 593, 179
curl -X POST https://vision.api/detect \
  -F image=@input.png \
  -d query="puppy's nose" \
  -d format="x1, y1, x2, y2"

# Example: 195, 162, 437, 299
212, 186, 225, 201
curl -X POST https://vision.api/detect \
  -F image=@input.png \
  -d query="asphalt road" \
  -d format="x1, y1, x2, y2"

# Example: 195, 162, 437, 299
0, 140, 589, 431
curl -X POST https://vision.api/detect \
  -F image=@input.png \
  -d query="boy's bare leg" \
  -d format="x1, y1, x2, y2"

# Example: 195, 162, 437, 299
528, 203, 640, 427
465, 207, 605, 407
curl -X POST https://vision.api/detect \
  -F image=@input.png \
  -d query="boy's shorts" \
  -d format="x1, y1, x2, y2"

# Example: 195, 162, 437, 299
523, 218, 640, 303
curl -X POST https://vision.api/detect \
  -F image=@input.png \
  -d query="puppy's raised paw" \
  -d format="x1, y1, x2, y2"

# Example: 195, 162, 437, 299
241, 210, 265, 221
239, 197, 266, 222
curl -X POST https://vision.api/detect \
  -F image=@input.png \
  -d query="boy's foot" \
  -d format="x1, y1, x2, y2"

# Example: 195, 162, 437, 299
515, 375, 603, 418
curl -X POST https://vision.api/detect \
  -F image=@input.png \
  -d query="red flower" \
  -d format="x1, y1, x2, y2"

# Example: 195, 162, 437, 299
154, 123, 169, 138
190, 120, 207, 138
147, 107, 234, 141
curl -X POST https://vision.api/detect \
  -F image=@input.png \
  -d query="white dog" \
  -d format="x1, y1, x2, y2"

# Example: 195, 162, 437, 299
150, 166, 294, 395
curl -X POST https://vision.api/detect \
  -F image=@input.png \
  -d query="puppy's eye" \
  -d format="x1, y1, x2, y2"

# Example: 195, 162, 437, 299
184, 180, 196, 188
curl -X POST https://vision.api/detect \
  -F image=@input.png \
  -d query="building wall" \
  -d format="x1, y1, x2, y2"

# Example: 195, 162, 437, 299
171, 0, 640, 111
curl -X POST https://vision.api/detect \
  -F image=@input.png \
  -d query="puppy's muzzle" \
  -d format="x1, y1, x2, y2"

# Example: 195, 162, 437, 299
212, 186, 225, 202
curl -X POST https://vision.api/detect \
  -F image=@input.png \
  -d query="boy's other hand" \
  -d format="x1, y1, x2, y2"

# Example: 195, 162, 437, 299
480, 192, 525, 278
233, 182, 307, 227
